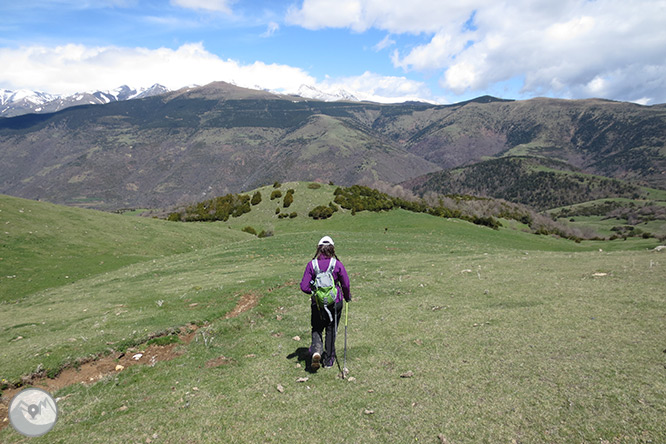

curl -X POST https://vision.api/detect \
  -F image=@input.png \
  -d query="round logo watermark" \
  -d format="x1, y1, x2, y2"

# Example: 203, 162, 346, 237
9, 388, 58, 437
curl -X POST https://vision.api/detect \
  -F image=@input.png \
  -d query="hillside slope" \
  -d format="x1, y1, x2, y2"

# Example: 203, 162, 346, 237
0, 194, 248, 301
392, 97, 666, 187
1, 186, 664, 443
0, 83, 664, 210
404, 156, 651, 210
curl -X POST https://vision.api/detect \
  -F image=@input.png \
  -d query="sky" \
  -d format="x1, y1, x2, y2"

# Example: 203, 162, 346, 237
1, 0, 665, 105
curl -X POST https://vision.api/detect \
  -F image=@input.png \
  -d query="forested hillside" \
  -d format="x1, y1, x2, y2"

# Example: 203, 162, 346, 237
406, 156, 645, 210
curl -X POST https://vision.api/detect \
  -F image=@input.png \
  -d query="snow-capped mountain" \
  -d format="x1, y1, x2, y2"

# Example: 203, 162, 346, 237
0, 84, 170, 118
0, 81, 398, 118
293, 84, 359, 102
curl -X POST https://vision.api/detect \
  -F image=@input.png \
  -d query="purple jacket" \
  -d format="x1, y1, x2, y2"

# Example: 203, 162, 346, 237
300, 256, 351, 303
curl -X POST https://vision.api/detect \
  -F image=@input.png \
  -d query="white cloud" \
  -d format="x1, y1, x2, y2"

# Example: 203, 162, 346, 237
392, 29, 471, 71
261, 21, 280, 38
373, 34, 395, 52
0, 43, 316, 95
286, 0, 478, 33
170, 0, 235, 13
287, 0, 666, 103
318, 71, 433, 103
0, 43, 431, 104
546, 16, 595, 41
286, 0, 364, 31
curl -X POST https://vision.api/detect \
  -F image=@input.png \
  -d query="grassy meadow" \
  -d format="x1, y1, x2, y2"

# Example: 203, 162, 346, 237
1, 184, 665, 443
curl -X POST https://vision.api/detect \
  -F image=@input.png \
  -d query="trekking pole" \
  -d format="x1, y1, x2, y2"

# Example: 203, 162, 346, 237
342, 299, 348, 376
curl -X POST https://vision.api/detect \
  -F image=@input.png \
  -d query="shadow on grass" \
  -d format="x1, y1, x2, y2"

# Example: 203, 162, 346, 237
286, 347, 319, 373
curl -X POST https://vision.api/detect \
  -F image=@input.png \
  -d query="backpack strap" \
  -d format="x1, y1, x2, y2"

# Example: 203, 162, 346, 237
326, 258, 336, 274
312, 258, 336, 280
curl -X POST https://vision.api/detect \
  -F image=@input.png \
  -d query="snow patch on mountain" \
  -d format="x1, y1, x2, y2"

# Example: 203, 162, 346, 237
0, 84, 170, 118
291, 85, 359, 102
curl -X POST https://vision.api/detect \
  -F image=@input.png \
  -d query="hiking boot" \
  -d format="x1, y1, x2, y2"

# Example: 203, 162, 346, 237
311, 352, 321, 370
324, 356, 335, 369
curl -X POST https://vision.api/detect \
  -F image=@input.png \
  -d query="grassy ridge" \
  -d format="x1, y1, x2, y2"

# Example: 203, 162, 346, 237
0, 194, 249, 302
1, 188, 665, 443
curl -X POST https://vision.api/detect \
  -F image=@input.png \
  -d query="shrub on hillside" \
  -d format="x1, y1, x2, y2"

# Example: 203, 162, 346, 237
232, 201, 251, 218
179, 193, 251, 222
242, 226, 257, 235
308, 183, 321, 189
283, 192, 294, 208
334, 185, 395, 213
270, 190, 282, 200
251, 191, 262, 206
309, 205, 334, 220
470, 216, 502, 230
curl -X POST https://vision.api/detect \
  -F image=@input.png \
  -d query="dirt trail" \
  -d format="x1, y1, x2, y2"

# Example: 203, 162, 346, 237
1, 291, 263, 432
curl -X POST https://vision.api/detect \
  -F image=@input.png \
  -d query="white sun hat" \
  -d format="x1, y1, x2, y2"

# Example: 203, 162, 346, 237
318, 235, 334, 246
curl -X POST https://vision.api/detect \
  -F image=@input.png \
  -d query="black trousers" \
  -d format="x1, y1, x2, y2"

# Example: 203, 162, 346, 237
310, 299, 343, 362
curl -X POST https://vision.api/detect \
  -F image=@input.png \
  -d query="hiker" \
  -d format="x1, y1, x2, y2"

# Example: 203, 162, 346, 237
300, 235, 351, 370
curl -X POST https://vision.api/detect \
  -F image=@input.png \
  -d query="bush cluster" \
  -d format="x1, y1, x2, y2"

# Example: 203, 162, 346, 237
242, 226, 274, 238
242, 226, 257, 235
277, 212, 297, 219
168, 193, 252, 222
251, 191, 262, 206
283, 189, 295, 208
309, 205, 335, 220
328, 185, 503, 229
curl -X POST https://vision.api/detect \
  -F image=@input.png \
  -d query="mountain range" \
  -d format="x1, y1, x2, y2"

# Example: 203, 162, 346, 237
0, 84, 170, 118
0, 83, 365, 118
0, 81, 664, 211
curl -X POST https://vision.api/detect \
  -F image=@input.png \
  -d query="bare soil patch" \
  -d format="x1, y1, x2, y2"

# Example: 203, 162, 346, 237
1, 289, 271, 431
225, 291, 261, 319
0, 325, 198, 431
205, 355, 234, 368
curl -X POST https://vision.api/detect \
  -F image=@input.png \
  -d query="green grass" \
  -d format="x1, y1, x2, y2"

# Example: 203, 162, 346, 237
0, 194, 249, 301
549, 196, 666, 239
1, 189, 665, 443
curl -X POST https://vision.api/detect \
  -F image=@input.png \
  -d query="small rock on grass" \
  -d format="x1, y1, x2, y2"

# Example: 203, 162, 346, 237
400, 371, 414, 378
276, 384, 285, 393
364, 409, 374, 415
296, 377, 309, 383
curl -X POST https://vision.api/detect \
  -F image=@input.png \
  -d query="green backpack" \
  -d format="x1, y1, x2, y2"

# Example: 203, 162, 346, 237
312, 258, 337, 310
